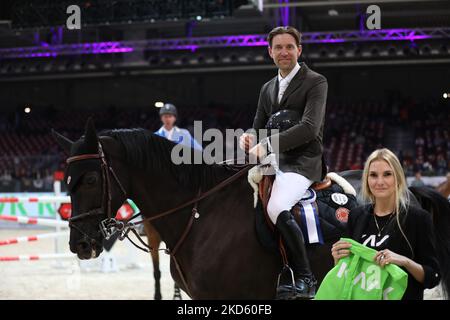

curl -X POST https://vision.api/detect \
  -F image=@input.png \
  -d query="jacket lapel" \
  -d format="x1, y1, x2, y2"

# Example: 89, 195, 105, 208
269, 76, 279, 113
279, 62, 308, 106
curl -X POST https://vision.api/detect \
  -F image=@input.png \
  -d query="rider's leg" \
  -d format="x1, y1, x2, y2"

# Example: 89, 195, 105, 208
267, 172, 312, 224
267, 171, 317, 299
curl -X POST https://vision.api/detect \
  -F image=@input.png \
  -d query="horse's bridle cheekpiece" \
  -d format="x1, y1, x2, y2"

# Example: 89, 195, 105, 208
66, 142, 128, 243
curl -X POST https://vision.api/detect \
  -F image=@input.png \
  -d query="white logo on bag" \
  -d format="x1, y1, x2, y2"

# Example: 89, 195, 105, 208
331, 193, 348, 205
336, 262, 395, 299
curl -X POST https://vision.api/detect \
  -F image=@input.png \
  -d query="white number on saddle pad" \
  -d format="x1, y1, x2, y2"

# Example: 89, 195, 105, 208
331, 193, 348, 206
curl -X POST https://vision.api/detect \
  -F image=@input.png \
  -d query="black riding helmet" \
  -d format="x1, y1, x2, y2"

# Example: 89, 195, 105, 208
159, 103, 178, 117
265, 109, 301, 134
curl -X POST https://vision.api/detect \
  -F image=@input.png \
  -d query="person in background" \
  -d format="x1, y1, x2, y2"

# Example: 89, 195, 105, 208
411, 171, 426, 187
155, 103, 202, 151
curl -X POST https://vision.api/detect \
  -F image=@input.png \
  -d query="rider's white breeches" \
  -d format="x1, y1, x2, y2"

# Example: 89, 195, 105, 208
267, 171, 313, 224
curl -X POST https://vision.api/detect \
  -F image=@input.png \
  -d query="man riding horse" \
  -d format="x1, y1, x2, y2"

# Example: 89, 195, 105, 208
240, 26, 328, 300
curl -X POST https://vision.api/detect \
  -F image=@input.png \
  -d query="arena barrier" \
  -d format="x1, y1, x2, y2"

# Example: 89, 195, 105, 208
0, 180, 141, 271
0, 231, 68, 246
0, 215, 68, 228
0, 196, 70, 204
0, 181, 75, 263
0, 253, 74, 262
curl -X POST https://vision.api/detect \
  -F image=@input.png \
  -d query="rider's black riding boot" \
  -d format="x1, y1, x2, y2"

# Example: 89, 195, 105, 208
275, 210, 317, 300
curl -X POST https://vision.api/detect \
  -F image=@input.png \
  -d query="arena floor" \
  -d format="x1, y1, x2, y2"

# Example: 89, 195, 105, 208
0, 228, 444, 300
0, 228, 189, 300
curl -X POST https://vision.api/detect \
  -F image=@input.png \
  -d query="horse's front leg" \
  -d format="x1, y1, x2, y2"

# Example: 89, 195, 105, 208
173, 283, 182, 300
144, 221, 162, 300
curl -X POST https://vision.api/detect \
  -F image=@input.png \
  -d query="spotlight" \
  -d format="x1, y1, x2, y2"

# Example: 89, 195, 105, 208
254, 54, 265, 62
443, 93, 448, 99
205, 56, 216, 64
155, 101, 164, 108
344, 49, 355, 58
188, 57, 199, 65
173, 57, 183, 66
24, 107, 31, 113
238, 56, 249, 63
328, 9, 339, 16
221, 56, 231, 63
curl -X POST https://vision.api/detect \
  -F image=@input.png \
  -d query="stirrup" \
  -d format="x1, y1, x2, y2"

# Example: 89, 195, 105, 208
276, 264, 296, 295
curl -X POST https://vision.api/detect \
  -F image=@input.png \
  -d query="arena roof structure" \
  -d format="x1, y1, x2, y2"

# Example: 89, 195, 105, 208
0, 0, 448, 80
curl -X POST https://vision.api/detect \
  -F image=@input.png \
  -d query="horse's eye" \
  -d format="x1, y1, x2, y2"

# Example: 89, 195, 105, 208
85, 175, 97, 185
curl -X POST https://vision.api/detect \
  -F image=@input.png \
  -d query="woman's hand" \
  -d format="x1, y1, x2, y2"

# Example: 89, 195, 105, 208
374, 249, 409, 268
331, 240, 352, 264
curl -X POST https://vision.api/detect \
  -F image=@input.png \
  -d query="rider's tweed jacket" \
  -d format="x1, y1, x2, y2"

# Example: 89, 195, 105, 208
252, 62, 328, 182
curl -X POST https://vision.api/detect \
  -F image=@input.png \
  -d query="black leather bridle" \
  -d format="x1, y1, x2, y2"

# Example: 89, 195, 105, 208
66, 142, 127, 243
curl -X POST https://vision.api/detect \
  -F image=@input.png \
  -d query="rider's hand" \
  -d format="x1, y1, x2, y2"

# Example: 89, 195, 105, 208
239, 133, 256, 151
249, 143, 267, 160
331, 240, 352, 265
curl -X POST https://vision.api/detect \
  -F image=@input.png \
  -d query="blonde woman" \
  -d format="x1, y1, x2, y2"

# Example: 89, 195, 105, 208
331, 148, 441, 300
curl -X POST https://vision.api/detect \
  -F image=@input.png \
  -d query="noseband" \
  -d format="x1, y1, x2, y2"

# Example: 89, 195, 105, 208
66, 142, 127, 242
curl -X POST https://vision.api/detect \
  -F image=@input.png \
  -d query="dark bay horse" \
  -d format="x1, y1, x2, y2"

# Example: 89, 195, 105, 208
53, 119, 450, 299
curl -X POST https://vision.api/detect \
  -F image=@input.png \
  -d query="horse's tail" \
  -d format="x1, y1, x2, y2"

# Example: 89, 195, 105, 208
409, 186, 450, 299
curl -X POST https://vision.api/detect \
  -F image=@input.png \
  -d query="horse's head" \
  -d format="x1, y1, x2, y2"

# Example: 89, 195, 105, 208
52, 118, 128, 259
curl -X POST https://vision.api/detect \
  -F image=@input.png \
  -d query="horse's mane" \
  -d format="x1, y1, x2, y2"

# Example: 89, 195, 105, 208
101, 128, 232, 190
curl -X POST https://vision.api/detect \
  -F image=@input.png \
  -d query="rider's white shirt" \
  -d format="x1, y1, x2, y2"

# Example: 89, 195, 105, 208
277, 63, 300, 103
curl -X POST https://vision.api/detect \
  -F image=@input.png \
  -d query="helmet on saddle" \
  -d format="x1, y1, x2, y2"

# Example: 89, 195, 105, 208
265, 109, 301, 134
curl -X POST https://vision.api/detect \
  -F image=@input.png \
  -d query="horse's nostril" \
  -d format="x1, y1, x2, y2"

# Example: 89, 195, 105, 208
78, 240, 90, 251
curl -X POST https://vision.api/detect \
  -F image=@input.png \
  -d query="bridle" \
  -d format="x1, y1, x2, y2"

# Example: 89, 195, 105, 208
66, 142, 127, 243
66, 140, 255, 297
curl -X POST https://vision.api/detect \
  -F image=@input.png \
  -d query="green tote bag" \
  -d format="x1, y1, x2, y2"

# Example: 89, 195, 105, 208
315, 238, 408, 300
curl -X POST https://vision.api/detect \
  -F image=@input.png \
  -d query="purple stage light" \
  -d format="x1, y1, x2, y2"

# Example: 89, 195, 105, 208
279, 0, 289, 26
0, 28, 448, 60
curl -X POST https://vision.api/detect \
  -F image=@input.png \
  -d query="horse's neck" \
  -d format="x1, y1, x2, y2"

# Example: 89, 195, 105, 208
128, 169, 194, 247
129, 165, 254, 251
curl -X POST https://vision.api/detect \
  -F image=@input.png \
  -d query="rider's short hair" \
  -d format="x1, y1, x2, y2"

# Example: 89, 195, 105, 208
267, 26, 302, 48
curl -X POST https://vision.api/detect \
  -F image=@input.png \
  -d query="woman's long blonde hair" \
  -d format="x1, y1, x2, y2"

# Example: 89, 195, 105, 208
361, 148, 413, 256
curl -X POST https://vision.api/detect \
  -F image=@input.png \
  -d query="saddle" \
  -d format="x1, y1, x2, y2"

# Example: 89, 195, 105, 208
250, 167, 358, 252
259, 175, 332, 211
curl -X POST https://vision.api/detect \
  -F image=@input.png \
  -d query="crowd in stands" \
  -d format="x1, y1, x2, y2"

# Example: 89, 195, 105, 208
0, 98, 448, 192
411, 102, 449, 176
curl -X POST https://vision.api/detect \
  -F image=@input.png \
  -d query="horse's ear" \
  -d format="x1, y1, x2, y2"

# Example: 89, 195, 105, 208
52, 129, 73, 154
84, 117, 98, 150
